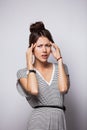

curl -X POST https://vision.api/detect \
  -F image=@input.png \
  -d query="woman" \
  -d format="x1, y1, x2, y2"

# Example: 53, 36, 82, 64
16, 21, 70, 130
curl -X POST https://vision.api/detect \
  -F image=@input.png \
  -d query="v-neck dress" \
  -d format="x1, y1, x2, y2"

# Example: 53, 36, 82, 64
16, 63, 68, 130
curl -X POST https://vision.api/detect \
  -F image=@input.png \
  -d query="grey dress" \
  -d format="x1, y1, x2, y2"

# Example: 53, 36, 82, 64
16, 63, 69, 130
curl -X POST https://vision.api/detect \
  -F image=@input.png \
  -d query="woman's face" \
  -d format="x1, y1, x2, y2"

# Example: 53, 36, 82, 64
33, 36, 51, 63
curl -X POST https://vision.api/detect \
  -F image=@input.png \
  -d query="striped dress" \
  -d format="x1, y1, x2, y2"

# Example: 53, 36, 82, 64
16, 63, 68, 130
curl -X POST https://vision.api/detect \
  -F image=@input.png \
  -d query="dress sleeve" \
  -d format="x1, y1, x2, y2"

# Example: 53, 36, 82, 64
55, 63, 69, 76
64, 64, 70, 89
63, 64, 69, 76
16, 68, 30, 97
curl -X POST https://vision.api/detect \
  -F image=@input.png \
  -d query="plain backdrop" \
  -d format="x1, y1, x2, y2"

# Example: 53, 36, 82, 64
0, 0, 87, 130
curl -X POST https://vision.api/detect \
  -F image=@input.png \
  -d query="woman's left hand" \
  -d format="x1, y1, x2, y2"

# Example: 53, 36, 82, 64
50, 42, 61, 60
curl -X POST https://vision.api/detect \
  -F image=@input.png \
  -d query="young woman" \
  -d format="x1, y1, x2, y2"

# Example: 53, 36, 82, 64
16, 21, 70, 130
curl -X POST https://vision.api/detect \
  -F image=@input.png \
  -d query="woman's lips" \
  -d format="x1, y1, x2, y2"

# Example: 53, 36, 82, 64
41, 54, 48, 59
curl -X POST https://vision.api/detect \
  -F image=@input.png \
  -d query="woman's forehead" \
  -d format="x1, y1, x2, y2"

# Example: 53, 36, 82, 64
36, 36, 50, 45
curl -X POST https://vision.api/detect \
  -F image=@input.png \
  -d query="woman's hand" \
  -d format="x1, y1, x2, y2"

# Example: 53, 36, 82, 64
50, 42, 61, 60
26, 44, 36, 69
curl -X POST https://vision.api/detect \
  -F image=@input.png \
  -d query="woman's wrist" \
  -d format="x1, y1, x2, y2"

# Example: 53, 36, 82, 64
56, 56, 63, 65
27, 69, 36, 75
57, 56, 62, 61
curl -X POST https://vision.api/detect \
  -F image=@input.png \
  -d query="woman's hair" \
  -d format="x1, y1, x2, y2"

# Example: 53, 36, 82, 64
29, 21, 54, 47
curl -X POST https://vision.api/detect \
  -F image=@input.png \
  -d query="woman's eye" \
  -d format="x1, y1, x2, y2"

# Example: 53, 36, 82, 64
46, 45, 51, 47
37, 45, 42, 47
37, 44, 51, 48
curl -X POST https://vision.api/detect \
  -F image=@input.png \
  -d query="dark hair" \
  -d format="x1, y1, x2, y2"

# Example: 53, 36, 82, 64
29, 21, 54, 47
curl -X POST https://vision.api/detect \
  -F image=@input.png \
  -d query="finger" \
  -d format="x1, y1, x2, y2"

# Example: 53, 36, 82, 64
31, 44, 36, 53
33, 43, 36, 48
50, 44, 57, 51
31, 44, 34, 50
49, 42, 56, 48
49, 42, 55, 50
52, 43, 57, 48
53, 44, 60, 51
27, 44, 33, 52
50, 41, 54, 46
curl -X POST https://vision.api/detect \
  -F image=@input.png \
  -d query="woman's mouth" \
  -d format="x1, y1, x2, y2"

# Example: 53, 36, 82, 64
41, 54, 48, 59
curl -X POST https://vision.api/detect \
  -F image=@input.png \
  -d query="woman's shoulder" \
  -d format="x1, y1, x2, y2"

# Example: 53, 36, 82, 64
16, 67, 27, 79
53, 62, 68, 68
17, 67, 27, 73
53, 62, 69, 76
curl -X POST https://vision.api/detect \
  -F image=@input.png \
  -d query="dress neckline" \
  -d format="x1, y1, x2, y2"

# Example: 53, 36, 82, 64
34, 63, 55, 86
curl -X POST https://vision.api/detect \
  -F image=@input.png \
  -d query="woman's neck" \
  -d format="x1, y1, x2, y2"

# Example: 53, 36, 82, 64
33, 60, 50, 70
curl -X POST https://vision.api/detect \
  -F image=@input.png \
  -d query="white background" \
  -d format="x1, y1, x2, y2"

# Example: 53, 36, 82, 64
0, 0, 87, 130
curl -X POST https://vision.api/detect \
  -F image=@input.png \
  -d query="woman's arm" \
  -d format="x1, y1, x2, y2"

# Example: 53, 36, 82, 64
57, 58, 69, 93
19, 44, 38, 95
50, 42, 69, 93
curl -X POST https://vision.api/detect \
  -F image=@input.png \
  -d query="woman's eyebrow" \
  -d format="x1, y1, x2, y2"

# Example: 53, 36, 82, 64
44, 42, 51, 45
36, 42, 51, 46
37, 43, 43, 46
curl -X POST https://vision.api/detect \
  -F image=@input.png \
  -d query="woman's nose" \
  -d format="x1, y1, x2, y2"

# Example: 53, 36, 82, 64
42, 46, 47, 52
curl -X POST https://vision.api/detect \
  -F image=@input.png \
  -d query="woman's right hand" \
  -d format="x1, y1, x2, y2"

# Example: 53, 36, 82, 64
26, 44, 35, 69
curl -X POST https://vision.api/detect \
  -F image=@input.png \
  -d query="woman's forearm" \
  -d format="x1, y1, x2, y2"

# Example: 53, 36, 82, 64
57, 59, 68, 93
27, 64, 38, 95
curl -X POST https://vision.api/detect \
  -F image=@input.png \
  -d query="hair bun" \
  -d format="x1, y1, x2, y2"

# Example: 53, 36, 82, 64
30, 21, 45, 33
